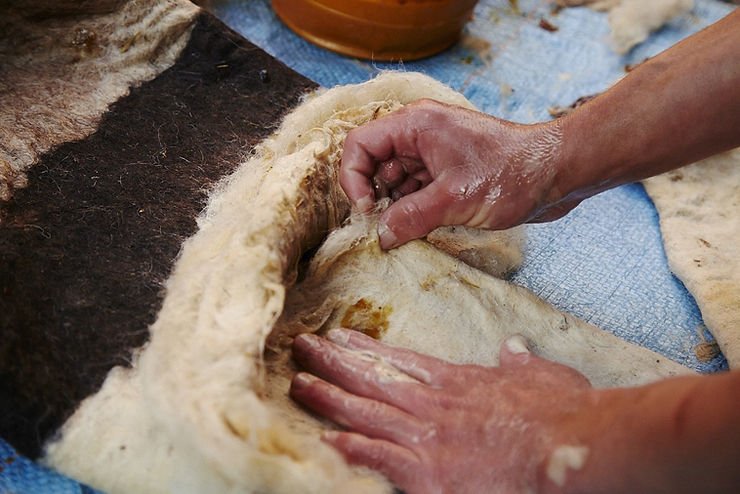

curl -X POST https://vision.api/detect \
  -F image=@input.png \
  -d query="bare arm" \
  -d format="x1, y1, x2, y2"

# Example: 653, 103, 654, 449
558, 369, 740, 494
290, 330, 740, 493
556, 9, 740, 205
313, 11, 740, 492
341, 10, 740, 249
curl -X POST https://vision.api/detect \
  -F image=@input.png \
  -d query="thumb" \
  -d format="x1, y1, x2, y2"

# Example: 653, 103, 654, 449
498, 335, 534, 367
378, 181, 453, 250
499, 334, 593, 389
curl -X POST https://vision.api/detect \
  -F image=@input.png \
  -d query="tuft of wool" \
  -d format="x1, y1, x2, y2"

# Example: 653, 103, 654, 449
609, 0, 694, 54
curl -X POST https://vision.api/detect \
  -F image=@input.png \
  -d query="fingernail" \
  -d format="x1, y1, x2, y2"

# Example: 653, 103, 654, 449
293, 373, 316, 386
355, 194, 374, 213
322, 430, 339, 441
295, 333, 321, 349
326, 328, 350, 346
505, 335, 530, 355
378, 222, 398, 250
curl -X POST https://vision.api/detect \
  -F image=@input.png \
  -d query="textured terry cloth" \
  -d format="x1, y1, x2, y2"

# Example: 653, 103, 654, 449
0, 438, 102, 494
211, 0, 735, 372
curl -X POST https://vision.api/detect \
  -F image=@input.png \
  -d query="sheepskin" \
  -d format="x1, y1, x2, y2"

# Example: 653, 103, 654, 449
43, 73, 691, 494
0, 0, 198, 203
643, 149, 740, 367
556, 0, 695, 53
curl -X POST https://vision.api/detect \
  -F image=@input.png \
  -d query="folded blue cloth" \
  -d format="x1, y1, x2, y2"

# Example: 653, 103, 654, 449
0, 438, 101, 493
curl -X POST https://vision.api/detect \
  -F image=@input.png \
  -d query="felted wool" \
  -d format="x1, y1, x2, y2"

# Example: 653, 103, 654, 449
556, 0, 695, 53
556, 0, 619, 11
273, 210, 690, 388
41, 72, 483, 494
0, 0, 198, 203
43, 72, 691, 494
0, 10, 315, 459
609, 0, 694, 54
643, 148, 740, 368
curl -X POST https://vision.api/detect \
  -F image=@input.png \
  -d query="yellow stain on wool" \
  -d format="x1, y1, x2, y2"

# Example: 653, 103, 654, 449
340, 298, 392, 340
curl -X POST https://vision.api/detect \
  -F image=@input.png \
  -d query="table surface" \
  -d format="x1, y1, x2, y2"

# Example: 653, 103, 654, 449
211, 0, 734, 372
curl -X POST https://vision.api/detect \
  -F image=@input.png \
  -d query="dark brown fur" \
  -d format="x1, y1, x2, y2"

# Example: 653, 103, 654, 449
0, 12, 316, 457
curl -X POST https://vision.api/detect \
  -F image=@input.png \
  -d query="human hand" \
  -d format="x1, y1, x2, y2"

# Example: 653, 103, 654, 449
289, 328, 601, 494
340, 100, 580, 249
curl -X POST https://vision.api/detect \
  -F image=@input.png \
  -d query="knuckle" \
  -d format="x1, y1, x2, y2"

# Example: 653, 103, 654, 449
399, 200, 429, 233
362, 399, 385, 419
412, 98, 441, 110
365, 444, 387, 469
425, 388, 457, 411
343, 128, 360, 149
408, 99, 449, 123
418, 420, 439, 444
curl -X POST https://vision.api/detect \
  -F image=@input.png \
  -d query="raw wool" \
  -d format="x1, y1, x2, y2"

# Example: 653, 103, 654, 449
556, 0, 694, 53
275, 210, 691, 388
556, 0, 619, 11
0, 0, 199, 204
609, 0, 694, 54
43, 72, 504, 494
43, 71, 692, 494
427, 225, 523, 277
39, 367, 183, 494
642, 148, 740, 368
0, 11, 316, 459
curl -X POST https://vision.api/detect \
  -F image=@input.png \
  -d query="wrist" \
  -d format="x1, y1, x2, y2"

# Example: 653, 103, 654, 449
536, 387, 627, 494
536, 118, 572, 209
549, 105, 619, 209
540, 373, 740, 494
507, 119, 571, 217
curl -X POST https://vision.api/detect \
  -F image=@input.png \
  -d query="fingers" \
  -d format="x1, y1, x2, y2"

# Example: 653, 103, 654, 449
375, 158, 428, 203
412, 169, 433, 187
498, 335, 534, 368
391, 177, 422, 201
325, 328, 451, 386
322, 431, 421, 491
378, 181, 454, 249
372, 158, 426, 203
498, 335, 592, 388
372, 175, 390, 200
376, 158, 419, 191
292, 333, 428, 412
290, 373, 433, 448
340, 114, 422, 211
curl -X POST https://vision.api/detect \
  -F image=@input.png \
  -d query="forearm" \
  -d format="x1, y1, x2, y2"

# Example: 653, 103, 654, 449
548, 370, 740, 493
554, 10, 740, 202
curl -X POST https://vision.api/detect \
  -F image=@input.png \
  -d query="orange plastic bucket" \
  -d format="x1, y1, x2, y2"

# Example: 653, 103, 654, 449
272, 0, 479, 61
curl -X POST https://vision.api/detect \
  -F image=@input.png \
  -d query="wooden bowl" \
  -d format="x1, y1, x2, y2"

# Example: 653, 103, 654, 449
271, 0, 479, 61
